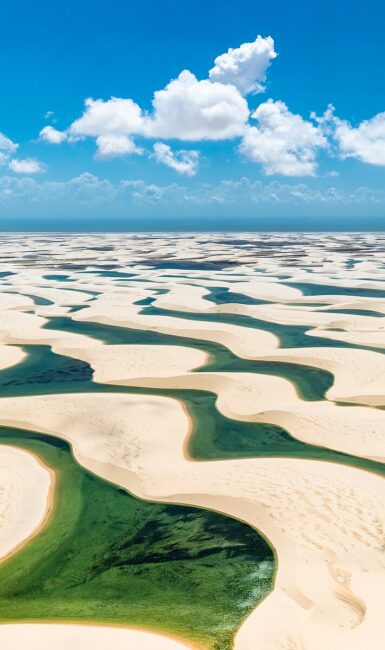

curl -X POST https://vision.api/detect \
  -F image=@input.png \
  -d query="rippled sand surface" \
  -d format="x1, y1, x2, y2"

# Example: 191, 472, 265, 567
0, 232, 384, 650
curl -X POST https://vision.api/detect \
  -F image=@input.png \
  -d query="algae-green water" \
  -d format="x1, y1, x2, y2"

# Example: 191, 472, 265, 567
0, 339, 384, 477
139, 303, 381, 353
1, 308, 384, 648
0, 429, 274, 650
42, 316, 335, 401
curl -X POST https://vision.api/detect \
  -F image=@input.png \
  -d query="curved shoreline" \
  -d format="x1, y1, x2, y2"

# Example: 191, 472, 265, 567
0, 394, 384, 649
2, 337, 385, 463
0, 622, 201, 650
1, 260, 385, 649
0, 445, 53, 563
65, 304, 385, 406
0, 423, 275, 649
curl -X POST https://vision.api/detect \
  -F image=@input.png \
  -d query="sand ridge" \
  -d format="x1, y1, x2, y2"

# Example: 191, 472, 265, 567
0, 234, 385, 649
0, 393, 384, 649
0, 623, 198, 649
0, 445, 52, 562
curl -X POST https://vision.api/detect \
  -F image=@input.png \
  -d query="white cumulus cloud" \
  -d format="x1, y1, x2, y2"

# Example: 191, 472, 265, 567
240, 99, 325, 175
40, 98, 144, 158
0, 130, 45, 174
69, 97, 143, 138
37, 42, 253, 157
95, 134, 142, 158
41, 70, 249, 157
0, 132, 18, 153
9, 158, 44, 174
39, 125, 67, 144
143, 70, 249, 140
209, 35, 277, 94
36, 36, 375, 180
152, 142, 199, 175
0, 132, 44, 174
319, 105, 385, 165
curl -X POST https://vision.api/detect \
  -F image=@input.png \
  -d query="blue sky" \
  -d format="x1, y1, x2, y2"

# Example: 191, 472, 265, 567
0, 0, 384, 230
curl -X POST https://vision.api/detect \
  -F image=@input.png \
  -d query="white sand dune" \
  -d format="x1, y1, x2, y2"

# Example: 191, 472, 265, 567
1, 234, 385, 650
0, 309, 102, 354
4, 284, 94, 307
0, 292, 35, 311
0, 446, 52, 561
258, 346, 385, 406
308, 326, 385, 349
0, 343, 25, 371
73, 306, 279, 357
153, 281, 301, 311
35, 305, 74, 317
154, 284, 215, 313
148, 285, 385, 354
215, 301, 385, 333
69, 342, 385, 460
2, 291, 378, 459
0, 624, 196, 649
0, 393, 384, 650
226, 280, 302, 302
71, 344, 208, 380
69, 295, 385, 406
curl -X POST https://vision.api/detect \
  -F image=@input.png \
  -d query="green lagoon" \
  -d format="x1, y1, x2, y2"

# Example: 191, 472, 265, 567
0, 304, 384, 648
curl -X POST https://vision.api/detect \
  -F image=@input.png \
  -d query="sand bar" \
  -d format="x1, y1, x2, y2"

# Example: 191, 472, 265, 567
0, 623, 197, 649
0, 445, 52, 561
0, 393, 384, 649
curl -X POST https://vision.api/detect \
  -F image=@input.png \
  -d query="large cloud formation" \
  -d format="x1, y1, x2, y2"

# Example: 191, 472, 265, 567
208, 35, 277, 94
40, 98, 143, 158
38, 36, 275, 172
37, 35, 385, 177
319, 106, 385, 166
143, 70, 249, 140
240, 100, 325, 175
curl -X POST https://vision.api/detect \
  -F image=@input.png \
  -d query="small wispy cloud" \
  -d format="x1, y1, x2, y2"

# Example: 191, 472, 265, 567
0, 132, 45, 175
152, 143, 200, 175
8, 158, 45, 174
